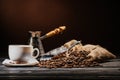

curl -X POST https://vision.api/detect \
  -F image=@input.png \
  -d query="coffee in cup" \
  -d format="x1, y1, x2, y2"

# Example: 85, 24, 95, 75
8, 45, 39, 63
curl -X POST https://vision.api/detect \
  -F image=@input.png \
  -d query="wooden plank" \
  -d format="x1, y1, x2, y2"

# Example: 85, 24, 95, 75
0, 58, 120, 79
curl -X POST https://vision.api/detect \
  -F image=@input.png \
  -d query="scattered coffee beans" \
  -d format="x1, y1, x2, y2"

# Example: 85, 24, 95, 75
38, 50, 100, 68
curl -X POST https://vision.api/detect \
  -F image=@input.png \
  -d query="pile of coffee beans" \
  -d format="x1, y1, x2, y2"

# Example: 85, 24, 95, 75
38, 50, 100, 68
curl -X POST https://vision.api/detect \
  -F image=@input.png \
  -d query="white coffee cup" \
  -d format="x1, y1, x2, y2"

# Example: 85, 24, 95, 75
8, 45, 39, 62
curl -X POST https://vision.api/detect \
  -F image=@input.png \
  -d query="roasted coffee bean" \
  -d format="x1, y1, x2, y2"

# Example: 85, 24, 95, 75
38, 50, 99, 68
80, 65, 86, 67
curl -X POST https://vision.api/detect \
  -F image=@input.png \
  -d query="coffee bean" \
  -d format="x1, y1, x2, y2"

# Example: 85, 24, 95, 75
38, 50, 100, 68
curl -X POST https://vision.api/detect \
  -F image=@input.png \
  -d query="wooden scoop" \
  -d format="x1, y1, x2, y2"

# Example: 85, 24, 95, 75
40, 26, 66, 40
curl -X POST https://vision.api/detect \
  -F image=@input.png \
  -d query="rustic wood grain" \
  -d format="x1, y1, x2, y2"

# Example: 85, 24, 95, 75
0, 58, 120, 80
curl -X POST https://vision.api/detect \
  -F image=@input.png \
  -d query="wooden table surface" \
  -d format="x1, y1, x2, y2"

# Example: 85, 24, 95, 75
0, 58, 120, 80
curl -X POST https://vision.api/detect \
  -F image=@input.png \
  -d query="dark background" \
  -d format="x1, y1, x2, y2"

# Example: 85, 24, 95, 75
0, 0, 119, 57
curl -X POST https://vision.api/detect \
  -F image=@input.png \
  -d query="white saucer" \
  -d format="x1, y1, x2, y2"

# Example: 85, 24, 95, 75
2, 58, 39, 67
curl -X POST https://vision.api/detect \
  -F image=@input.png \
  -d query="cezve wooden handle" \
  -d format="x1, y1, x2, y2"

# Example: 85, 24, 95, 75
46, 26, 66, 37
40, 26, 66, 40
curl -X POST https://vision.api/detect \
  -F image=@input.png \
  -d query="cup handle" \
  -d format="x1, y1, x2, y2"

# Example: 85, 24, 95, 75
32, 48, 40, 59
